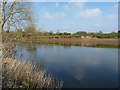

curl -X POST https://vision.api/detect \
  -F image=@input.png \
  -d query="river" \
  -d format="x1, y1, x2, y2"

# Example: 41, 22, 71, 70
14, 44, 118, 88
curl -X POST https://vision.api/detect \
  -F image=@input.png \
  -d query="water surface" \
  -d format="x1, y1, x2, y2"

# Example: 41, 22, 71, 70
15, 44, 118, 88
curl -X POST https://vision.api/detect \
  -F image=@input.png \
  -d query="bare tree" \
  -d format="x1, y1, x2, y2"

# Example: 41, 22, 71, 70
2, 1, 33, 32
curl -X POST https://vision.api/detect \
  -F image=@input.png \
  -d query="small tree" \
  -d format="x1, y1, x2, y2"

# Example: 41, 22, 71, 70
24, 24, 36, 36
98, 31, 103, 34
63, 32, 71, 35
49, 31, 53, 35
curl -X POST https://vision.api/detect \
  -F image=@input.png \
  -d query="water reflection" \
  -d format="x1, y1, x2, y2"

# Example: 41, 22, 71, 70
26, 46, 36, 53
15, 44, 118, 88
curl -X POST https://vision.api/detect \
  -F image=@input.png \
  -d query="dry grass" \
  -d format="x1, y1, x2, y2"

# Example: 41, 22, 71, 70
1, 36, 63, 89
2, 58, 63, 88
1, 28, 64, 89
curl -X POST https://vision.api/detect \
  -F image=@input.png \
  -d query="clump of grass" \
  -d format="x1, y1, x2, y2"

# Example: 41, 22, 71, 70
2, 58, 63, 88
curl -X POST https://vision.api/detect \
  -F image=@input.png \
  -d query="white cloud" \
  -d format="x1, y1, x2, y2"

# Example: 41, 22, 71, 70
64, 2, 85, 11
37, 2, 117, 33
43, 12, 66, 19
72, 2, 85, 8
76, 8, 102, 18
106, 14, 117, 20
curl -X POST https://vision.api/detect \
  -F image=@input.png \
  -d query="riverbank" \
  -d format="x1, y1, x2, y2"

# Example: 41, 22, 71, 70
18, 38, 119, 47
2, 58, 63, 88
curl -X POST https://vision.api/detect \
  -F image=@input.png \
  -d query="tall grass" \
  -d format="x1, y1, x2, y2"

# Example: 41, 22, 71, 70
2, 32, 63, 88
2, 58, 63, 88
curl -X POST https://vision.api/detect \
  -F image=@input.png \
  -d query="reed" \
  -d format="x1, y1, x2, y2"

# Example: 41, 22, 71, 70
2, 58, 63, 88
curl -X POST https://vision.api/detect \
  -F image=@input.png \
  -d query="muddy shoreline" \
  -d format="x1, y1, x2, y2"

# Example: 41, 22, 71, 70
17, 38, 119, 47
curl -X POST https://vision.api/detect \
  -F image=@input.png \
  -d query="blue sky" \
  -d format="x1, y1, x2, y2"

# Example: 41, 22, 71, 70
33, 2, 118, 33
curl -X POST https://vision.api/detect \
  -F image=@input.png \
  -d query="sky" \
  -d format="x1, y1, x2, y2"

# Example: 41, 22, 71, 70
33, 2, 118, 33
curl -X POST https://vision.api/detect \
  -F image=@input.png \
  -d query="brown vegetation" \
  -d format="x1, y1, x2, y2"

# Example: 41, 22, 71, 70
2, 58, 63, 88
19, 37, 119, 47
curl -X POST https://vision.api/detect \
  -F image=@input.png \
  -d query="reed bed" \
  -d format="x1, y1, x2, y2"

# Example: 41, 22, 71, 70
1, 33, 63, 88
2, 58, 63, 88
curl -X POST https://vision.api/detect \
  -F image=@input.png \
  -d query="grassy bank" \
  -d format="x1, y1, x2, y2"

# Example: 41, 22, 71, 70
2, 35, 63, 88
2, 31, 119, 41
2, 58, 63, 88
2, 31, 119, 48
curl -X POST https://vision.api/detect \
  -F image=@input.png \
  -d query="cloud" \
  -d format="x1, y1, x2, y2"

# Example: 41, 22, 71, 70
36, 2, 117, 33
76, 8, 102, 18
106, 14, 117, 20
63, 2, 103, 19
72, 2, 85, 8
64, 2, 85, 11
43, 12, 66, 19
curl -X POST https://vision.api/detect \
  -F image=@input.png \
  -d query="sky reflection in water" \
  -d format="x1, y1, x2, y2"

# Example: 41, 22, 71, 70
15, 45, 118, 88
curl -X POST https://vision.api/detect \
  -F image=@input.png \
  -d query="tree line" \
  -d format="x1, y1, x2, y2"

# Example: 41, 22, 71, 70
1, 1, 118, 41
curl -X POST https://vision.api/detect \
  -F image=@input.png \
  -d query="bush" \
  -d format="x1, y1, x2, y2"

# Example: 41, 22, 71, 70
73, 31, 87, 35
